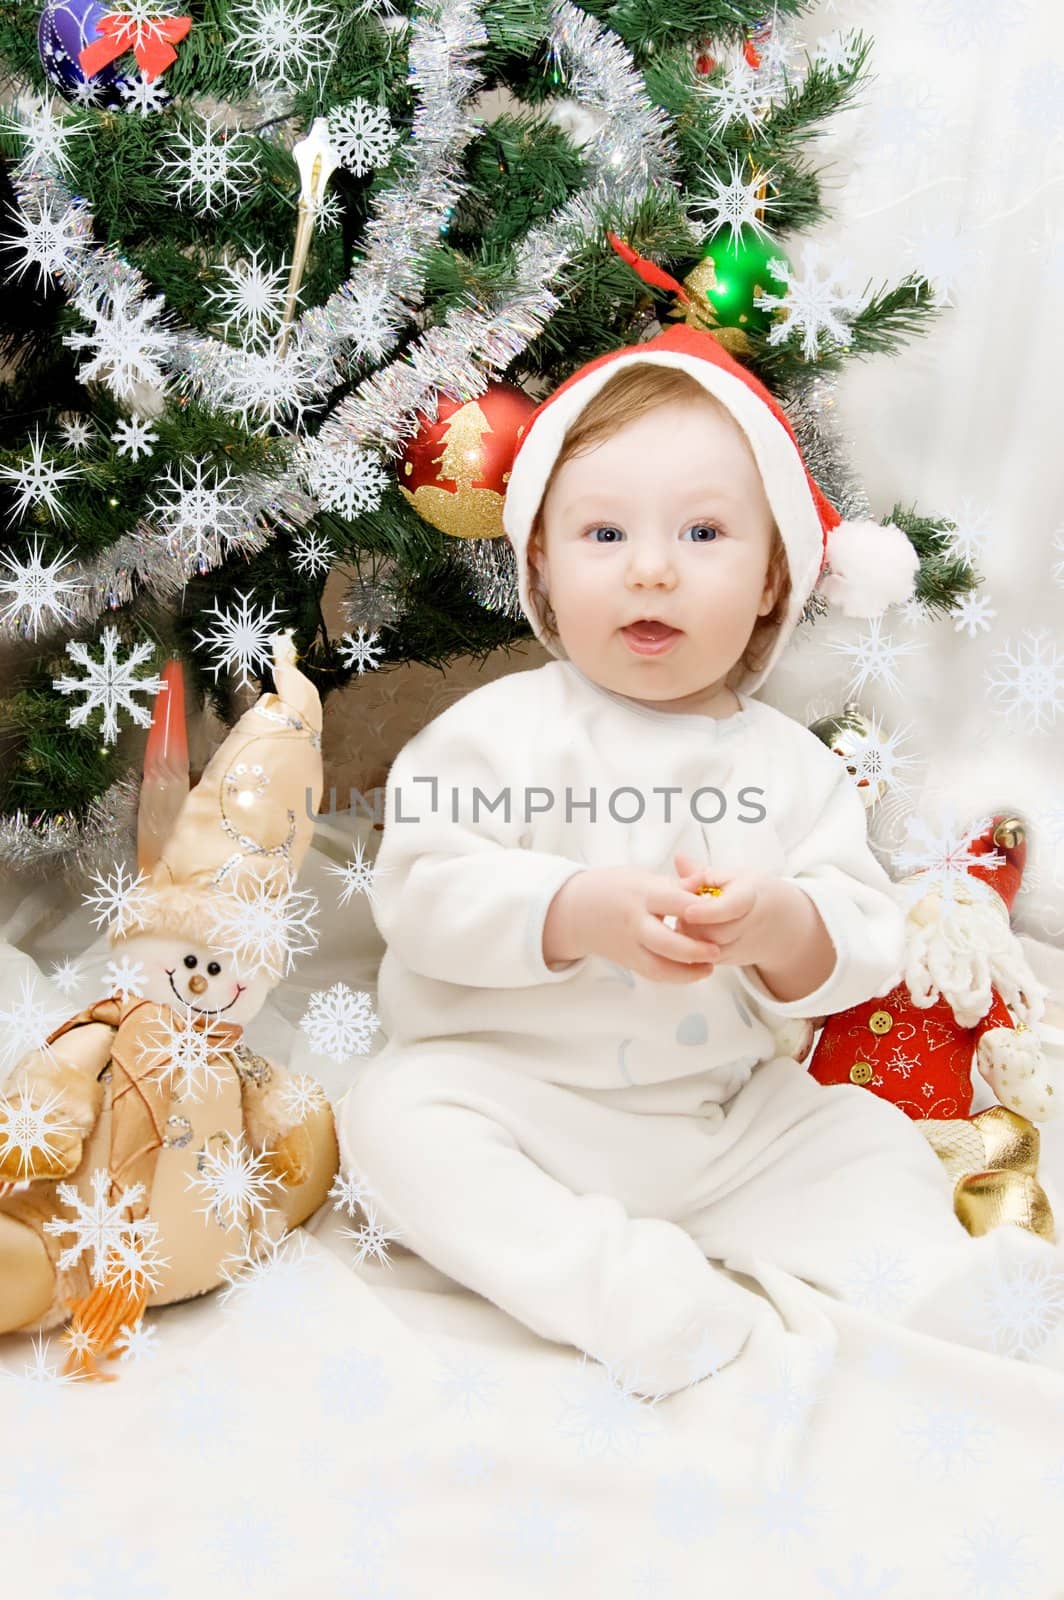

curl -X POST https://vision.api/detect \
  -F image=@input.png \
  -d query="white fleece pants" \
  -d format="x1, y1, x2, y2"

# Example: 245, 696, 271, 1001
337, 1046, 1064, 1398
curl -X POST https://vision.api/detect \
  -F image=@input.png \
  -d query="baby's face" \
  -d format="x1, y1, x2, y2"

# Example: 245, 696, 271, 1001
531, 397, 780, 717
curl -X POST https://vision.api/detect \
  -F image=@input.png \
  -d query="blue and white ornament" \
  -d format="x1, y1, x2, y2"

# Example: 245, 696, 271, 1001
38, 0, 136, 108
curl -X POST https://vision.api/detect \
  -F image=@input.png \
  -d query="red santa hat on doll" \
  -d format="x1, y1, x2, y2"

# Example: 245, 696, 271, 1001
501, 322, 920, 695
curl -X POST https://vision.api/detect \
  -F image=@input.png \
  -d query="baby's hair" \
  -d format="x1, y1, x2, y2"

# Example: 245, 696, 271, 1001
527, 360, 791, 689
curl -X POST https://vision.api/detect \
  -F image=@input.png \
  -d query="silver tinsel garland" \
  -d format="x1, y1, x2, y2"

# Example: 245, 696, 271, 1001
0, 773, 140, 878
2, 0, 682, 650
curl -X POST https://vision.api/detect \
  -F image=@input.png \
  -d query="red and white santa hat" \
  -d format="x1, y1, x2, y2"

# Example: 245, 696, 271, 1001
502, 322, 920, 695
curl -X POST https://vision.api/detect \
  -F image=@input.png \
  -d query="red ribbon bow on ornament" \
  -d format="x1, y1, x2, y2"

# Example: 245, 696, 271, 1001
79, 10, 192, 82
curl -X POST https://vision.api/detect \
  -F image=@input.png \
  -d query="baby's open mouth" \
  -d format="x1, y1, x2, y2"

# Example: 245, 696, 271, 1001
622, 620, 682, 641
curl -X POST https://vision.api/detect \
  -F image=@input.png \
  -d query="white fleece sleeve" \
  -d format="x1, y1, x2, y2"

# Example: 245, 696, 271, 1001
733, 734, 906, 1020
369, 698, 593, 989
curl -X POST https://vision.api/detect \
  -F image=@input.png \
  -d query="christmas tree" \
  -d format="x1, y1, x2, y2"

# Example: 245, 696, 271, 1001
0, 0, 979, 873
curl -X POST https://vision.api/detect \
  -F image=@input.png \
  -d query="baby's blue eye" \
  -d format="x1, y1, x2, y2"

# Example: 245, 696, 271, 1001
586, 524, 721, 543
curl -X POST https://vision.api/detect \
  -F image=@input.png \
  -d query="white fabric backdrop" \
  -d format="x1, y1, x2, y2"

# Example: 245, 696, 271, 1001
4, 8, 1064, 1595
760, 0, 1064, 946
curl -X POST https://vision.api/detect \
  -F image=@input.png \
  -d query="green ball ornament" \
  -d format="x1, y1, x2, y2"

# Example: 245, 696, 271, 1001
678, 229, 790, 355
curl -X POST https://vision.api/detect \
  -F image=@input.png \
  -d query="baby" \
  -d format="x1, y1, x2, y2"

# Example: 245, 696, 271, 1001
338, 325, 1064, 1397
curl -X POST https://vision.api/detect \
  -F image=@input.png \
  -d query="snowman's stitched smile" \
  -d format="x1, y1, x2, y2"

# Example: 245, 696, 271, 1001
166, 970, 245, 1015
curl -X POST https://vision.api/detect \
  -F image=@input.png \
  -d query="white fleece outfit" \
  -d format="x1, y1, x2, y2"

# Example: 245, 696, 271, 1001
338, 660, 1064, 1397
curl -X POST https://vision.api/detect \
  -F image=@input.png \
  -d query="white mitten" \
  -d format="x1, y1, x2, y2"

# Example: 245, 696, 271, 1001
977, 1026, 1059, 1123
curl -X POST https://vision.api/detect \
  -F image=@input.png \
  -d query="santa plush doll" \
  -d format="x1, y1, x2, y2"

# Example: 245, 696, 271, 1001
806, 814, 1058, 1242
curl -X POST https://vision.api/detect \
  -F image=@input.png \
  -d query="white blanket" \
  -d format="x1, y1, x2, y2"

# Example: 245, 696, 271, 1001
4, 817, 1064, 1598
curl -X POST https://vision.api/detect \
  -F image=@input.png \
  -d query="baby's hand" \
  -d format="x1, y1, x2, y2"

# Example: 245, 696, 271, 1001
672, 851, 793, 970
544, 866, 721, 984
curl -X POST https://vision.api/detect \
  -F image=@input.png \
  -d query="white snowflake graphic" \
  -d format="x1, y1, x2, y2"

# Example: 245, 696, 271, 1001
339, 1200, 404, 1268
903, 221, 980, 308
936, 498, 993, 564
984, 627, 1064, 734
65, 279, 172, 404
747, 1348, 836, 1435
118, 71, 172, 117
325, 838, 378, 907
148, 456, 254, 572
209, 342, 317, 433
838, 712, 920, 804
556, 1355, 663, 1460
328, 1167, 381, 1218
337, 625, 385, 675
218, 1228, 311, 1328
434, 1349, 501, 1419
299, 436, 390, 519
161, 115, 259, 214
53, 623, 164, 745
313, 186, 343, 233
193, 589, 285, 687
755, 242, 868, 361
206, 878, 319, 979
0, 426, 81, 526
0, 972, 68, 1074
0, 536, 81, 638
0, 93, 91, 179
863, 80, 948, 164
115, 1316, 159, 1363
42, 1166, 147, 1283
814, 1553, 902, 1598
696, 58, 768, 138
689, 150, 780, 243
811, 28, 863, 73
2, 190, 87, 288
291, 529, 333, 579
102, 955, 146, 1000
332, 278, 402, 365
1052, 525, 1064, 588
140, 1005, 231, 1101
920, 0, 1032, 47
206, 248, 289, 345
837, 1242, 914, 1316
49, 955, 86, 996
276, 1072, 324, 1124
111, 415, 158, 461
186, 1133, 285, 1231
96, 1216, 170, 1295
977, 1253, 1064, 1361
328, 96, 399, 177
900, 1398, 993, 1478
225, 0, 336, 86
81, 861, 154, 938
950, 1522, 1038, 1598
299, 981, 380, 1062
949, 591, 997, 638
892, 805, 1002, 909
57, 414, 95, 453
826, 615, 927, 696
0, 1087, 76, 1179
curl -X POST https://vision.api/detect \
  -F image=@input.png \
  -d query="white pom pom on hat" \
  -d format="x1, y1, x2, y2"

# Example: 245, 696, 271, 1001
501, 323, 921, 696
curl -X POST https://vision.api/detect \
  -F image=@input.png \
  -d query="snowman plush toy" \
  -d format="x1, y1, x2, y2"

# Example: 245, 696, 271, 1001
0, 633, 339, 1379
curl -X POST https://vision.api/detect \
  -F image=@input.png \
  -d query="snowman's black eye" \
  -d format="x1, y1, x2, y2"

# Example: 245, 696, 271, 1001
206, 961, 221, 977
183, 954, 198, 969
